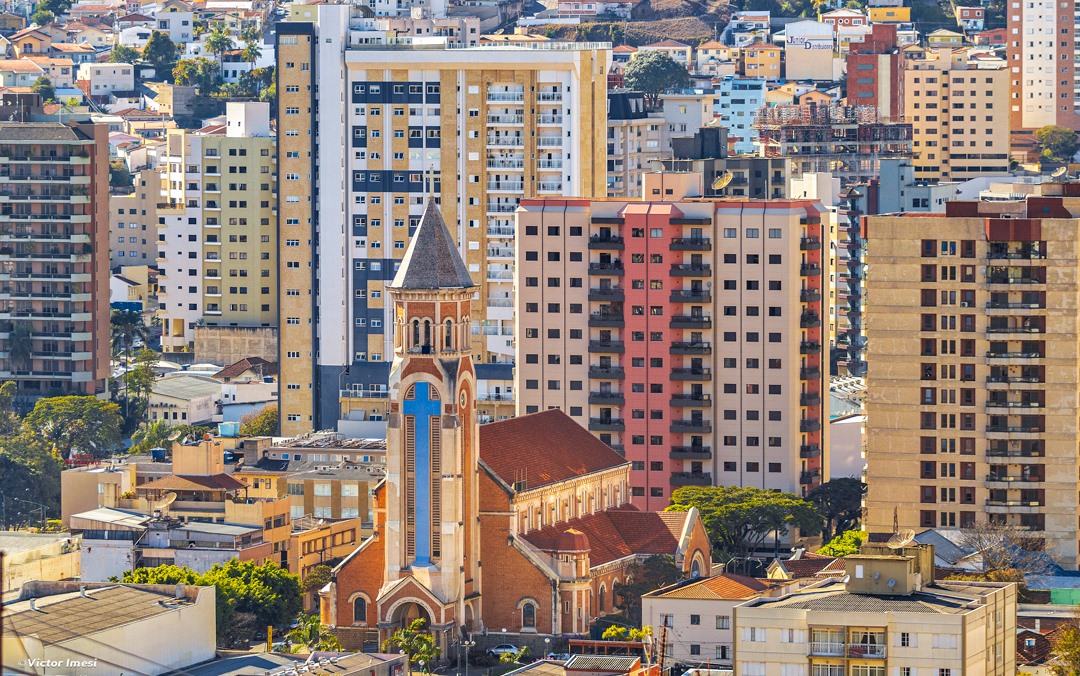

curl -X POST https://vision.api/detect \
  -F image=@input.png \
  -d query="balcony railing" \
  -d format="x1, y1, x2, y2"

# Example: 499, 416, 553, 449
800, 444, 821, 458
808, 642, 845, 657
670, 394, 711, 407
588, 391, 625, 405
588, 340, 625, 353
670, 290, 711, 303
846, 644, 886, 659
671, 368, 711, 380
588, 236, 624, 250
671, 341, 711, 354
800, 236, 821, 250
670, 237, 711, 251
588, 366, 625, 379
588, 287, 624, 301
588, 417, 625, 431
671, 419, 712, 433
670, 315, 712, 329
671, 471, 711, 486
670, 263, 711, 276
670, 446, 711, 460
588, 263, 624, 276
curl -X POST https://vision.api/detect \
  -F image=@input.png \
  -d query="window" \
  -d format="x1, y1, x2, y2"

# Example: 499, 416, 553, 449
690, 614, 700, 625
716, 615, 730, 629
353, 597, 367, 624
521, 601, 537, 628
660, 614, 674, 628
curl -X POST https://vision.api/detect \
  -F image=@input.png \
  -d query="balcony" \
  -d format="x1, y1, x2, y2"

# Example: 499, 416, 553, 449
670, 315, 712, 329
986, 424, 1043, 434
985, 400, 1043, 411
588, 366, 625, 379
986, 447, 1044, 458
800, 289, 821, 303
846, 645, 886, 660
987, 249, 1046, 260
671, 368, 711, 381
486, 136, 524, 147
670, 446, 711, 460
800, 392, 821, 406
486, 159, 524, 170
808, 642, 845, 657
589, 287, 624, 302
800, 313, 821, 328
671, 341, 711, 354
799, 341, 821, 354
486, 114, 524, 125
538, 159, 563, 170
986, 473, 1044, 485
670, 237, 711, 251
671, 471, 712, 486
985, 351, 1042, 364
670, 394, 711, 407
670, 290, 711, 303
486, 91, 524, 103
589, 391, 625, 405
801, 367, 822, 381
487, 181, 524, 192
589, 417, 625, 432
589, 312, 624, 328
589, 235, 625, 250
800, 469, 821, 484
799, 236, 821, 251
670, 263, 711, 276
538, 115, 564, 125
800, 263, 821, 276
800, 444, 821, 458
800, 419, 822, 433
985, 301, 1043, 311
538, 181, 564, 193
671, 419, 712, 433
985, 499, 1043, 508
588, 262, 624, 276
588, 340, 625, 354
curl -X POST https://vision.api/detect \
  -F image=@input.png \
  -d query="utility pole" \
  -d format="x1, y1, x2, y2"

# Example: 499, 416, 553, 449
657, 626, 667, 676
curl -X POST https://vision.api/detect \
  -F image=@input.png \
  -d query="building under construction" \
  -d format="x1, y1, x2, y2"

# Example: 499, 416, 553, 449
754, 103, 912, 185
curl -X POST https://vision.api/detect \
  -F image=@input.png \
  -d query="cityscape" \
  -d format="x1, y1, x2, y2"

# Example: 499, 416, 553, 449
0, 0, 1078, 672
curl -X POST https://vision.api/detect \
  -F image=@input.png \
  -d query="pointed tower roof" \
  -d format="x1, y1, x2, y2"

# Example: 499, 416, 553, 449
389, 200, 475, 290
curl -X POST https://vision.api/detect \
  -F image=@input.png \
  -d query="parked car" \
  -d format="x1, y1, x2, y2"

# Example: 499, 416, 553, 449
487, 644, 519, 658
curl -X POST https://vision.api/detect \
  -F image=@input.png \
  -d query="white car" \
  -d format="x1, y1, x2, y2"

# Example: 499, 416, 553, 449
487, 644, 519, 657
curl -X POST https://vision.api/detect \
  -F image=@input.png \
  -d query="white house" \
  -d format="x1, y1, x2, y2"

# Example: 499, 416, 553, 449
117, 26, 155, 48
149, 374, 223, 425
154, 0, 195, 44
77, 62, 135, 95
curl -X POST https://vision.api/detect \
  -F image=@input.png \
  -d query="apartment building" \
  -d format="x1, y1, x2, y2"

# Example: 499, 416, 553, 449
276, 6, 608, 436
715, 76, 766, 155
514, 172, 828, 510
109, 168, 159, 268
905, 48, 1010, 182
845, 24, 903, 121
734, 552, 1017, 675
0, 122, 109, 400
157, 102, 277, 353
864, 185, 1080, 567
607, 91, 663, 198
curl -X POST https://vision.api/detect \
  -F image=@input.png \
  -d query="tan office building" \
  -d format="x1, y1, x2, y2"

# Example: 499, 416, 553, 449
864, 184, 1080, 566
514, 172, 829, 510
156, 102, 277, 354
276, 7, 608, 435
905, 48, 1010, 182
109, 168, 159, 268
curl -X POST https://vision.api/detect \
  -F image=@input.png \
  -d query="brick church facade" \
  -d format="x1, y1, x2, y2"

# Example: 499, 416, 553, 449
320, 200, 711, 651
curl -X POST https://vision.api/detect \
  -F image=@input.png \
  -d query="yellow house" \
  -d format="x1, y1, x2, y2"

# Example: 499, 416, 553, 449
739, 43, 781, 79
868, 6, 910, 22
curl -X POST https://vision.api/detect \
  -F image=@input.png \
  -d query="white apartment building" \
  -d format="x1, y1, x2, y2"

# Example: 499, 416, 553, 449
77, 63, 135, 95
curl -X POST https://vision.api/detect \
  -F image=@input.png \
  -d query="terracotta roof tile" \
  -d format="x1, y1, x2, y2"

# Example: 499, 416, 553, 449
778, 554, 839, 579
651, 573, 770, 600
479, 409, 628, 491
213, 356, 277, 380
521, 505, 686, 567
136, 473, 246, 492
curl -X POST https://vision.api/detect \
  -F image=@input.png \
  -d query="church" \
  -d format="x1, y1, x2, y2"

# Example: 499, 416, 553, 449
320, 201, 711, 652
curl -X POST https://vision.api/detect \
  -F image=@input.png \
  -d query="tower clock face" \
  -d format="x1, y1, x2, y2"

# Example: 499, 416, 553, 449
460, 392, 468, 407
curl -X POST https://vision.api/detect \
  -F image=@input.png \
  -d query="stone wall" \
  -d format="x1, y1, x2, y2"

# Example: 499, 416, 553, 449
195, 326, 278, 365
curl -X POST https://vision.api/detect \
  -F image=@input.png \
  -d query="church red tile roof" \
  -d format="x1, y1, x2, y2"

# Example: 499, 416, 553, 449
521, 505, 688, 567
479, 409, 628, 491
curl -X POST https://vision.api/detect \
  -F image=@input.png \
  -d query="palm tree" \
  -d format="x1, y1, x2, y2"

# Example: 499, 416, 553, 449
110, 309, 148, 364
240, 24, 261, 45
241, 41, 260, 66
204, 27, 234, 76
9, 323, 32, 373
130, 418, 173, 454
285, 613, 343, 653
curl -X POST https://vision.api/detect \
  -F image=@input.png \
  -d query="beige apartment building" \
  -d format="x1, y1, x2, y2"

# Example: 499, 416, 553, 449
109, 168, 159, 269
276, 7, 608, 436
905, 48, 1010, 182
514, 172, 829, 510
734, 550, 1017, 675
157, 102, 277, 354
864, 184, 1080, 566
607, 91, 664, 197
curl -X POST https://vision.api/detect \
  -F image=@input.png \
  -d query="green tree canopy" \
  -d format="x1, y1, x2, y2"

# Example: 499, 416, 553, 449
130, 418, 174, 455
1052, 620, 1080, 675
667, 485, 823, 561
30, 9, 54, 25
109, 160, 132, 189
30, 76, 54, 102
241, 41, 261, 65
0, 431, 61, 528
142, 31, 178, 74
613, 555, 682, 625
302, 564, 332, 593
239, 404, 277, 437
817, 529, 867, 557
383, 618, 440, 665
805, 478, 866, 542
286, 612, 342, 653
123, 560, 302, 645
172, 57, 219, 92
623, 51, 690, 108
110, 44, 140, 64
1035, 125, 1080, 163
205, 27, 234, 61
24, 395, 123, 461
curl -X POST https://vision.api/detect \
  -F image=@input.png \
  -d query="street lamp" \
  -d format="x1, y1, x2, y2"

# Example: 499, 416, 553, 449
13, 497, 46, 530
462, 638, 475, 676
544, 638, 551, 660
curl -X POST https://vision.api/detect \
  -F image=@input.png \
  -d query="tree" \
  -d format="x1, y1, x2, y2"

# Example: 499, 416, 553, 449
302, 564, 332, 593
239, 404, 277, 437
1035, 125, 1080, 163
806, 478, 866, 542
35, 0, 72, 16
109, 160, 132, 189
30, 9, 53, 25
382, 618, 440, 665
30, 76, 54, 103
958, 520, 1054, 579
130, 418, 174, 455
286, 612, 343, 653
612, 555, 682, 625
1052, 615, 1080, 676
500, 646, 530, 665
0, 380, 20, 436
9, 323, 31, 373
241, 41, 261, 65
205, 26, 234, 72
623, 51, 690, 108
0, 432, 61, 528
122, 349, 158, 419
110, 44, 140, 64
817, 529, 867, 557
142, 31, 178, 75
24, 395, 123, 461
173, 57, 219, 92
667, 485, 823, 562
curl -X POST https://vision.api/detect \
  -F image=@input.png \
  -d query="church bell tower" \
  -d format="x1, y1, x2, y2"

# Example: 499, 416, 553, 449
381, 199, 482, 633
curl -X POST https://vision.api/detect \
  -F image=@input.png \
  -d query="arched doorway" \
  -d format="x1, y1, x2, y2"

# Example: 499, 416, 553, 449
389, 600, 433, 631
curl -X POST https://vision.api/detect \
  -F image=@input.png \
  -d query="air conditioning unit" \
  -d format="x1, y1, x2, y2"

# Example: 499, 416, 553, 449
960, 302, 969, 307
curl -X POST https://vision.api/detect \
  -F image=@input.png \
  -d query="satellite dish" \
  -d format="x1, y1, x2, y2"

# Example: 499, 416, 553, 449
887, 528, 917, 549
1052, 166, 1068, 178
152, 491, 177, 511
712, 170, 733, 191
887, 578, 897, 589
167, 430, 183, 441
